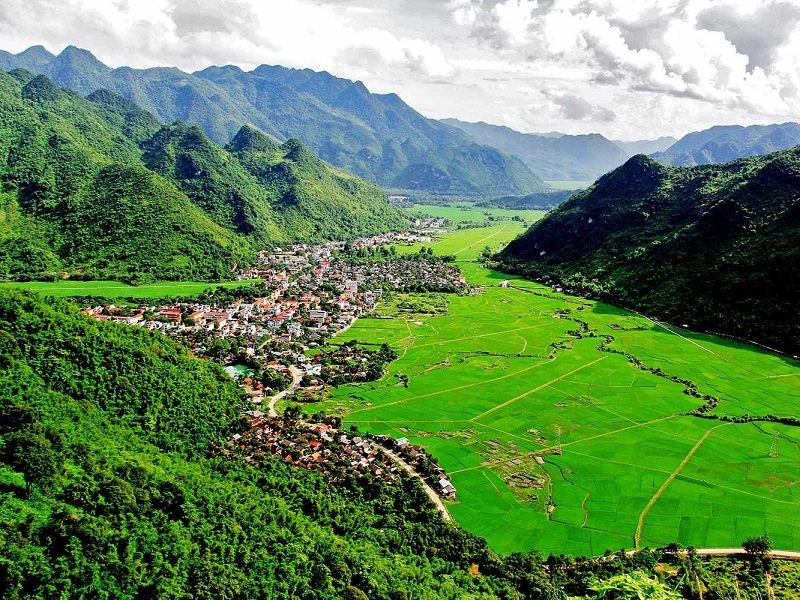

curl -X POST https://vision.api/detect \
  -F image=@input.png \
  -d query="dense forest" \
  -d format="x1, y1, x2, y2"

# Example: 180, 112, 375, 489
0, 69, 405, 284
498, 150, 800, 356
0, 45, 545, 196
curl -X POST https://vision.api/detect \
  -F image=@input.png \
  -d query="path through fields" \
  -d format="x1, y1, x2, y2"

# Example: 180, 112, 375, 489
635, 423, 730, 547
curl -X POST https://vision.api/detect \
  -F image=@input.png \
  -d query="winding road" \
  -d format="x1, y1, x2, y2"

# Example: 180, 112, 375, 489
380, 446, 452, 522
267, 366, 304, 417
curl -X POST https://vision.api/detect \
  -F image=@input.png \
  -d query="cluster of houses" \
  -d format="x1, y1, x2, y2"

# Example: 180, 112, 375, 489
216, 412, 458, 499
83, 239, 468, 370
217, 412, 402, 485
83, 235, 465, 501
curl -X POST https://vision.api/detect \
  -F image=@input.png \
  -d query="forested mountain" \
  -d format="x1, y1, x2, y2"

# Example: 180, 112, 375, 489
442, 118, 643, 181
652, 123, 800, 167
499, 150, 800, 355
0, 45, 545, 196
0, 70, 404, 283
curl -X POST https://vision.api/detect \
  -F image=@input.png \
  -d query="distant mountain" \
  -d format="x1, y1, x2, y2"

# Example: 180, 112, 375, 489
0, 70, 404, 284
499, 150, 800, 355
652, 123, 800, 167
0, 45, 545, 196
442, 118, 630, 181
613, 137, 676, 156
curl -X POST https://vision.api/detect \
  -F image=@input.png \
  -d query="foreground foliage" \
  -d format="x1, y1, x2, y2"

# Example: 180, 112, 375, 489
0, 289, 797, 598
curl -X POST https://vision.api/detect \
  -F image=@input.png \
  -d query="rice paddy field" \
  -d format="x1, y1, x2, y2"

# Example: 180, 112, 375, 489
0, 279, 263, 298
316, 221, 800, 557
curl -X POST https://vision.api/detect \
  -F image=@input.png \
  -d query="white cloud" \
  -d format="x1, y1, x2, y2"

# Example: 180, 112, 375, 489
1, 0, 799, 139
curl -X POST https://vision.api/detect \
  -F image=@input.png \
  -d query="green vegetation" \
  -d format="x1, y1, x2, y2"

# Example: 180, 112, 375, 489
0, 70, 404, 284
499, 151, 800, 355
1, 45, 546, 196
301, 227, 800, 559
0, 279, 262, 298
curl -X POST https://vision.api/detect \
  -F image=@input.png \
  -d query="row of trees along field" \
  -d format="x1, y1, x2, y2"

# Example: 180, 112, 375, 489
1, 288, 793, 598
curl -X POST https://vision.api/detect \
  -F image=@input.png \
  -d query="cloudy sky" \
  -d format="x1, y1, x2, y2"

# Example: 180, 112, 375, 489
1, 0, 800, 140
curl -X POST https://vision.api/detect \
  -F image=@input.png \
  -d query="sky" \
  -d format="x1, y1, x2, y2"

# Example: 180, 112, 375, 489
1, 0, 800, 140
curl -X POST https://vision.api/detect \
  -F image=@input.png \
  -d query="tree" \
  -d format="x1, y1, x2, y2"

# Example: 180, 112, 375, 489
583, 571, 682, 599
742, 534, 772, 558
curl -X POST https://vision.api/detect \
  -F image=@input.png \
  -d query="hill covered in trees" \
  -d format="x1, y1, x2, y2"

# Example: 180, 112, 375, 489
498, 150, 800, 356
0, 69, 404, 283
0, 45, 545, 196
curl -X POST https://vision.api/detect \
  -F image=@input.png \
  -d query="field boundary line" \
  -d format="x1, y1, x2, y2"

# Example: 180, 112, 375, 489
347, 359, 551, 416
471, 356, 608, 422
546, 414, 680, 451
412, 322, 552, 349
634, 423, 729, 548
453, 224, 513, 256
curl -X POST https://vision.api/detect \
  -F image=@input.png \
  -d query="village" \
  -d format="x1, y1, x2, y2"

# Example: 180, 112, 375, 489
82, 232, 465, 506
214, 410, 457, 502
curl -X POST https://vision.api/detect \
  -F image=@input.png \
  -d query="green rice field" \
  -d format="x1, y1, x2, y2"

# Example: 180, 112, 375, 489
314, 224, 800, 556
408, 203, 545, 226
0, 279, 262, 298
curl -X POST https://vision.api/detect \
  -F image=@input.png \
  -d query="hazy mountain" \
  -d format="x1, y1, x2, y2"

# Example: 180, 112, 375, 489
0, 70, 404, 284
652, 123, 800, 166
441, 118, 630, 181
0, 45, 545, 196
613, 137, 676, 156
499, 150, 800, 355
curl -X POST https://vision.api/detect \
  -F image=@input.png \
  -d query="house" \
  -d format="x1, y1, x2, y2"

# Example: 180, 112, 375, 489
158, 308, 182, 322
438, 478, 457, 497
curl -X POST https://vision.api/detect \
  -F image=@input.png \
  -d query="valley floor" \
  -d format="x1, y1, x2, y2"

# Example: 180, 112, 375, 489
306, 222, 800, 556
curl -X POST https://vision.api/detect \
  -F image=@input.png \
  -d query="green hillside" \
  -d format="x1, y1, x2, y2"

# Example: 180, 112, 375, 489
0, 45, 546, 196
0, 71, 404, 283
499, 151, 800, 356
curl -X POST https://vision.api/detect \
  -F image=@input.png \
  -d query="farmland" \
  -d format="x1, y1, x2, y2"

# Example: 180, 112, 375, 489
0, 279, 263, 298
314, 222, 800, 556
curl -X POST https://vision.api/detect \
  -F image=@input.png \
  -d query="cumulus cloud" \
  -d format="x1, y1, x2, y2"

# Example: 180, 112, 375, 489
544, 91, 617, 122
448, 0, 800, 116
0, 0, 456, 81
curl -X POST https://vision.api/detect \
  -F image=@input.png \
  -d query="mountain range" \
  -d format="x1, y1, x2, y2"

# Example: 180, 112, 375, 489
442, 118, 675, 181
650, 122, 800, 167
499, 149, 800, 356
0, 69, 404, 284
0, 45, 545, 196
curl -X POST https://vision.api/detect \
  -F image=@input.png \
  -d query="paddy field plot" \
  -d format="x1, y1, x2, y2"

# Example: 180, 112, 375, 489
314, 226, 800, 556
0, 279, 263, 298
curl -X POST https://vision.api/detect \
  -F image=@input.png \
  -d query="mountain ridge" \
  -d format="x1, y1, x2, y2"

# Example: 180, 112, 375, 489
0, 45, 545, 196
0, 70, 404, 283
652, 122, 800, 167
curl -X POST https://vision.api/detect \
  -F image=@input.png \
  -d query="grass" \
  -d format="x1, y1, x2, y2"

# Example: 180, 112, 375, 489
305, 226, 800, 556
406, 203, 546, 226
0, 279, 263, 298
